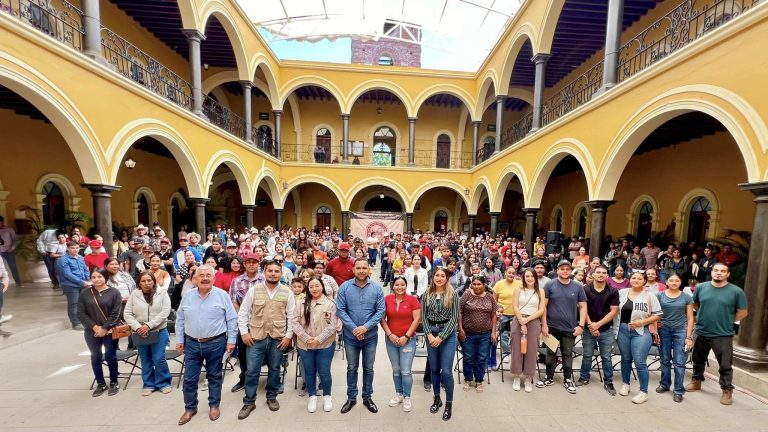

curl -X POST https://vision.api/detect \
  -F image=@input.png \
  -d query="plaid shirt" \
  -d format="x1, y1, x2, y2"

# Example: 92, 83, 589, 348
230, 272, 264, 307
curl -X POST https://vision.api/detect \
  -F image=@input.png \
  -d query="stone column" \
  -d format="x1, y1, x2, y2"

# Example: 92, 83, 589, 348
407, 117, 417, 166
489, 212, 500, 238
81, 0, 105, 63
242, 205, 255, 229
531, 53, 551, 131
468, 215, 476, 236
341, 114, 350, 163
523, 208, 540, 254
274, 209, 283, 230
406, 212, 414, 233
600, 0, 625, 92
273, 110, 282, 158
472, 121, 481, 166
81, 184, 120, 256
187, 198, 208, 237
734, 182, 768, 371
182, 30, 206, 116
341, 211, 349, 236
494, 96, 506, 153
241, 81, 253, 143
586, 200, 615, 259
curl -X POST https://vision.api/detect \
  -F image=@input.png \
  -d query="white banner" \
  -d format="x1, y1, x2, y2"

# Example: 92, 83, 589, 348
349, 212, 404, 240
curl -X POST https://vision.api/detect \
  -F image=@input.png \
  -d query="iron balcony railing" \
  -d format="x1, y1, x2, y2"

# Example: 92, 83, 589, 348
202, 95, 245, 140
476, 112, 534, 164
252, 127, 277, 157
280, 143, 472, 169
541, 61, 604, 128
1, 0, 84, 51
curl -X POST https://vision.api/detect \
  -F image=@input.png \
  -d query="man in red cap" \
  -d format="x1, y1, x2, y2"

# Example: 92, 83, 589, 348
326, 242, 355, 286
84, 239, 108, 273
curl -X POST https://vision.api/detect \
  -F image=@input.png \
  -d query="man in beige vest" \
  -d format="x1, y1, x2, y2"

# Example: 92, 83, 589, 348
236, 260, 295, 419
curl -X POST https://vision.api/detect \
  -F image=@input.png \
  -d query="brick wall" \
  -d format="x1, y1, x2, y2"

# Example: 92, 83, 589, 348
351, 39, 421, 67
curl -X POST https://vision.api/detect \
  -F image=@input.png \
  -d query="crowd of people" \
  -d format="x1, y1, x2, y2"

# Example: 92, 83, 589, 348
1, 219, 748, 423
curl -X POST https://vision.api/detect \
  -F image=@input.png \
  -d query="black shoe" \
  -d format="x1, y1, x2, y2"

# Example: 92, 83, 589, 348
429, 395, 443, 413
107, 382, 119, 396
266, 399, 280, 411
442, 402, 452, 421
656, 385, 670, 394
604, 383, 617, 396
92, 383, 108, 397
424, 381, 432, 391
673, 393, 683, 403
238, 404, 256, 420
340, 399, 356, 414
576, 378, 589, 387
231, 382, 245, 392
363, 399, 378, 413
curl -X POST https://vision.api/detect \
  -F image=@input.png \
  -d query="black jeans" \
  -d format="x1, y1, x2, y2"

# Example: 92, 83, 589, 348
84, 330, 118, 385
236, 332, 248, 384
692, 335, 734, 390
544, 329, 576, 380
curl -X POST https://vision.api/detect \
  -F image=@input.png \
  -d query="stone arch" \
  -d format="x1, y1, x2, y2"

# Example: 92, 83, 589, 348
202, 151, 255, 205
469, 178, 493, 215
279, 175, 345, 211
0, 52, 106, 184
254, 167, 281, 206
345, 178, 409, 212
499, 27, 539, 93
107, 118, 204, 198
312, 202, 336, 230
431, 129, 456, 168
199, 3, 250, 81
538, 0, 566, 54
528, 139, 596, 208
571, 202, 591, 238
368, 121, 403, 166
249, 55, 280, 108
409, 180, 471, 213
674, 188, 720, 242
473, 72, 498, 120
345, 80, 415, 117
175, 0, 199, 29
550, 204, 565, 233
412, 85, 476, 120
34, 173, 81, 213
279, 77, 345, 114
491, 162, 530, 212
133, 186, 159, 226
595, 85, 765, 200
627, 194, 660, 239
201, 71, 273, 106
430, 206, 453, 232
208, 86, 230, 110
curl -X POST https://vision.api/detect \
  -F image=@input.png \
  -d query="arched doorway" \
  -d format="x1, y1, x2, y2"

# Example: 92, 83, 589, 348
170, 196, 182, 240
42, 181, 65, 227
364, 195, 402, 212
315, 128, 331, 163
636, 201, 653, 243
137, 193, 150, 226
554, 208, 563, 232
373, 127, 396, 166
687, 197, 711, 244
316, 206, 331, 229
577, 206, 588, 238
257, 125, 273, 153
434, 210, 448, 233
436, 134, 451, 169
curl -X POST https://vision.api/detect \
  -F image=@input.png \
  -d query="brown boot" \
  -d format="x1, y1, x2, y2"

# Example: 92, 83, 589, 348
720, 389, 733, 405
685, 379, 702, 392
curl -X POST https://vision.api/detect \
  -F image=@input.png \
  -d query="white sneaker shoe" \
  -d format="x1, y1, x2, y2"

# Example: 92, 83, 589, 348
308, 395, 318, 413
619, 383, 630, 396
524, 380, 533, 393
512, 377, 521, 391
0, 314, 13, 324
402, 396, 412, 412
201, 379, 208, 391
503, 356, 511, 364
323, 395, 333, 412
632, 392, 649, 404
389, 393, 404, 406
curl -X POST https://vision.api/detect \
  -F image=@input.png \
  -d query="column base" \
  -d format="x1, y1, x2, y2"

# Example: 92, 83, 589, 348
340, 159, 351, 165
407, 162, 416, 167
594, 83, 616, 97
528, 127, 539, 134
734, 344, 768, 372
86, 52, 110, 67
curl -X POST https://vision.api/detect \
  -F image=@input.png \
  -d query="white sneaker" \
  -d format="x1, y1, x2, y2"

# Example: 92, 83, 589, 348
308, 395, 318, 413
323, 395, 333, 412
0, 314, 13, 324
503, 356, 511, 364
524, 380, 533, 393
632, 392, 649, 404
389, 393, 404, 406
201, 379, 208, 391
402, 396, 412, 412
512, 377, 521, 391
619, 383, 630, 396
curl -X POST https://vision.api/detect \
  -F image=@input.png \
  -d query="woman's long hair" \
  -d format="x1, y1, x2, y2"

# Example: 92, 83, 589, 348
426, 267, 455, 308
136, 270, 157, 304
521, 268, 541, 299
302, 276, 327, 325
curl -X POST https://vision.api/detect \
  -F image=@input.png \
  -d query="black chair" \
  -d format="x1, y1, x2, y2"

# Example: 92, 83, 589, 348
89, 349, 141, 391
165, 349, 185, 388
454, 344, 491, 384
571, 345, 604, 382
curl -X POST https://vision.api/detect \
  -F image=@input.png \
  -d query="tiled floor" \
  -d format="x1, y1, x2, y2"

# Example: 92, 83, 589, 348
1, 284, 766, 431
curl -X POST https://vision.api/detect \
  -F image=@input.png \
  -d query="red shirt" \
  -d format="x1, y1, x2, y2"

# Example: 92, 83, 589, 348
384, 294, 421, 337
84, 252, 109, 273
214, 271, 239, 292
326, 257, 354, 286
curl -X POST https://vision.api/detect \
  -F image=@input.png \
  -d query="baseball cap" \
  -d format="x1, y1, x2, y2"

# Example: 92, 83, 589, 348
339, 242, 351, 251
557, 259, 573, 269
88, 240, 102, 249
226, 241, 237, 248
131, 237, 144, 244
243, 252, 260, 262
490, 245, 498, 252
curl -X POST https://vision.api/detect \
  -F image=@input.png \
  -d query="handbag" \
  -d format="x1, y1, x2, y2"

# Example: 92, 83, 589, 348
646, 292, 660, 345
131, 330, 160, 345
90, 288, 130, 340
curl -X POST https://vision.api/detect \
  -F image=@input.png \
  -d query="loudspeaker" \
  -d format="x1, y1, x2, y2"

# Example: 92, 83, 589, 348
546, 231, 562, 255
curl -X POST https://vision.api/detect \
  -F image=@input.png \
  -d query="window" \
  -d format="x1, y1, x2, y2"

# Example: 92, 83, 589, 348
434, 210, 449, 233
688, 197, 711, 243
554, 209, 563, 232
316, 206, 331, 230
42, 182, 65, 227
577, 207, 588, 238
436, 134, 451, 168
636, 201, 653, 243
137, 194, 150, 226
378, 55, 394, 66
373, 127, 396, 166
257, 125, 274, 153
314, 128, 331, 163
482, 136, 495, 159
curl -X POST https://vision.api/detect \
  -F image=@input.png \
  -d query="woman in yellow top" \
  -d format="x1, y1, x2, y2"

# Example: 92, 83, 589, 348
493, 267, 522, 368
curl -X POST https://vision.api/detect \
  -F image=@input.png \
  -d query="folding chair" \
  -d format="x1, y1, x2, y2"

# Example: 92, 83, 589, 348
294, 354, 303, 389
90, 350, 141, 391
571, 345, 604, 383
411, 333, 430, 377
454, 344, 491, 384
165, 349, 185, 388
611, 345, 637, 380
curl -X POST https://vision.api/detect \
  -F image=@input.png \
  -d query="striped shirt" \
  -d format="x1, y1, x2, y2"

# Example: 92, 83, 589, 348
420, 290, 460, 340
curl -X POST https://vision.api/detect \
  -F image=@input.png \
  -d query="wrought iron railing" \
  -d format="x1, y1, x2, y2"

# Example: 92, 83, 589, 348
1, 0, 84, 51
501, 112, 533, 150
252, 126, 277, 157
617, 0, 760, 82
100, 26, 193, 110
202, 95, 246, 140
541, 61, 603, 127
279, 144, 471, 168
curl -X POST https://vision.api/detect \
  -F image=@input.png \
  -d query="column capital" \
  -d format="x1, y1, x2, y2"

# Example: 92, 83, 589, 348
405, 212, 414, 217
408, 117, 417, 122
467, 215, 477, 219
739, 181, 768, 198
240, 80, 254, 88
489, 212, 501, 217
471, 121, 482, 126
187, 198, 210, 206
522, 207, 540, 215
585, 200, 615, 211
80, 183, 121, 196
272, 110, 283, 115
341, 113, 350, 119
241, 204, 256, 210
531, 53, 551, 64
495, 95, 507, 103
182, 29, 206, 42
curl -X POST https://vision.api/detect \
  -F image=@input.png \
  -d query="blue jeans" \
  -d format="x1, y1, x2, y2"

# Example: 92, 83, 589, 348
1, 251, 22, 285
385, 337, 416, 397
298, 343, 335, 397
43, 254, 58, 285
659, 326, 688, 395
344, 333, 378, 400
84, 330, 118, 385
498, 315, 513, 354
137, 329, 172, 390
244, 337, 284, 404
62, 286, 81, 326
427, 332, 457, 401
183, 335, 226, 410
368, 248, 378, 266
617, 323, 652, 393
579, 328, 615, 382
463, 332, 490, 382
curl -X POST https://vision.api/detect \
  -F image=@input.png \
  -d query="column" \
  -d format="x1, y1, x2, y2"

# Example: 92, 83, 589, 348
468, 215, 476, 237
183, 30, 206, 116
81, 0, 105, 63
523, 208, 540, 254
734, 182, 768, 371
274, 209, 283, 230
406, 212, 414, 233
341, 211, 349, 236
407, 117, 417, 166
472, 121, 481, 166
531, 53, 551, 131
81, 184, 120, 256
599, 0, 625, 92
494, 96, 505, 153
188, 198, 208, 237
586, 200, 615, 259
273, 110, 282, 158
241, 81, 253, 143
341, 114, 350, 163
242, 205, 255, 229
489, 212, 500, 238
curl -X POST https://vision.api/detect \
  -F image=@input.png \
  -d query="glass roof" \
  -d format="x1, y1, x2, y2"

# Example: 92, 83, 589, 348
238, 0, 524, 72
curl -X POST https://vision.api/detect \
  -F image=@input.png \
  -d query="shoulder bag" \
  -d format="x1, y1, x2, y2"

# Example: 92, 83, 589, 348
90, 288, 131, 340
646, 292, 659, 345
